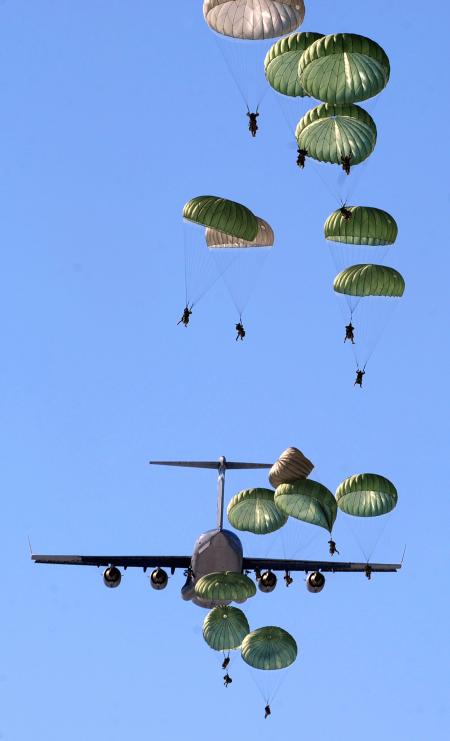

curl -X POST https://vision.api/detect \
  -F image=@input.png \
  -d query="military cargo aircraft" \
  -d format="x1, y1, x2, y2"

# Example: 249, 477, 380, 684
32, 457, 401, 604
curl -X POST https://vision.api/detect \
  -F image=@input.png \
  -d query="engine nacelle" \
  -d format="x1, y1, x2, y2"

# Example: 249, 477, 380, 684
103, 566, 121, 588
306, 571, 325, 593
150, 568, 168, 590
258, 571, 277, 593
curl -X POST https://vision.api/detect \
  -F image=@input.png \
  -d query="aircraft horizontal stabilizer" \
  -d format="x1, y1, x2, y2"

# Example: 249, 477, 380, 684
149, 459, 272, 470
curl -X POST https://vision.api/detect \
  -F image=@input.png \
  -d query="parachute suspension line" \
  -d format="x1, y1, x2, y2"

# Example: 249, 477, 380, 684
183, 227, 189, 307
184, 221, 241, 309
345, 296, 361, 364
278, 521, 321, 566
273, 93, 297, 139
280, 520, 321, 560
349, 296, 362, 314
194, 250, 238, 308
259, 526, 284, 561
350, 319, 363, 370
274, 95, 340, 204
193, 267, 230, 306
340, 151, 373, 207
350, 298, 399, 370
244, 663, 269, 704
255, 87, 268, 114
268, 663, 292, 705
352, 344, 361, 371
364, 515, 392, 563
274, 94, 346, 203
343, 518, 370, 563
211, 251, 241, 315
343, 513, 392, 564
213, 35, 250, 110
281, 525, 287, 561
235, 250, 271, 316
340, 93, 382, 204
291, 529, 320, 559
360, 305, 397, 369
215, 248, 271, 318
308, 158, 343, 205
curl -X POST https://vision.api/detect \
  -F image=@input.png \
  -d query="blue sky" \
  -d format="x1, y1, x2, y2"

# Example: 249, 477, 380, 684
1, 2, 449, 739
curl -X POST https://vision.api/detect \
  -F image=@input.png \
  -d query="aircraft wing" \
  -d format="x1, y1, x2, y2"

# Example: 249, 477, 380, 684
31, 554, 191, 570
31, 554, 401, 574
242, 557, 401, 573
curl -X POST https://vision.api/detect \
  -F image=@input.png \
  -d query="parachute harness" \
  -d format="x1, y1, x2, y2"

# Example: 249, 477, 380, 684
221, 652, 230, 671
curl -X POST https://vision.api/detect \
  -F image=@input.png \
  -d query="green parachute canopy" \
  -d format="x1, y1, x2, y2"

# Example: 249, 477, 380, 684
241, 626, 297, 670
195, 571, 256, 603
227, 488, 288, 535
336, 473, 398, 517
203, 605, 250, 651
324, 206, 398, 246
333, 264, 405, 297
203, 0, 305, 40
183, 196, 258, 241
206, 217, 274, 248
299, 33, 390, 104
295, 103, 377, 166
264, 32, 323, 97
274, 479, 337, 532
269, 446, 314, 488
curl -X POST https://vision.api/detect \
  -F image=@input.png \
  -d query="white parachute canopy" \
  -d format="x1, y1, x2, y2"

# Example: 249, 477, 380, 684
203, 0, 305, 40
204, 1, 305, 110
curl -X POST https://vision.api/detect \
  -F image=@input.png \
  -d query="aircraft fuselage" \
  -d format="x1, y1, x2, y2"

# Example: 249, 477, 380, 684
181, 528, 243, 607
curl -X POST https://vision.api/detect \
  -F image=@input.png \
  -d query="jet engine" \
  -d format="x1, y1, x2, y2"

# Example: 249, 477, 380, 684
150, 568, 168, 590
103, 566, 121, 588
306, 571, 325, 593
258, 570, 277, 593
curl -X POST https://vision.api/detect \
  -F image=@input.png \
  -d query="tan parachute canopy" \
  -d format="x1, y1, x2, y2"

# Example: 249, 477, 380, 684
206, 217, 274, 248
269, 447, 314, 488
203, 0, 305, 40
